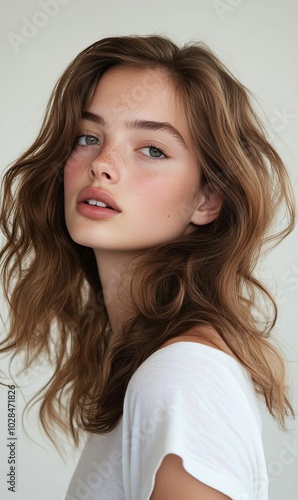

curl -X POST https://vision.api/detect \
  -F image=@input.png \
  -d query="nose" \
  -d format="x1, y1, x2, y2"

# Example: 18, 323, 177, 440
88, 148, 120, 183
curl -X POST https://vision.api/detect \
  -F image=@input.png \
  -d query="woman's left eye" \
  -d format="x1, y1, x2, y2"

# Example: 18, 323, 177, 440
75, 135, 100, 146
139, 145, 167, 159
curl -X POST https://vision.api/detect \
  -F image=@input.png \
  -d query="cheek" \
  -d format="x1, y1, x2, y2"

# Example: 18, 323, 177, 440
64, 155, 87, 195
132, 177, 195, 219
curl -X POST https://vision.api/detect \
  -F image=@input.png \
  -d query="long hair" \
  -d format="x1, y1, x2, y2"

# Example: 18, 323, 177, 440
0, 35, 295, 446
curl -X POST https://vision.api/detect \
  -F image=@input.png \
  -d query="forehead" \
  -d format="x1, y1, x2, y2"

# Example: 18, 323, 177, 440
87, 65, 185, 129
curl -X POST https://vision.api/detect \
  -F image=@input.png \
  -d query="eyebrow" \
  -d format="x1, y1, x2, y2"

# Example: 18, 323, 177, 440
81, 111, 187, 149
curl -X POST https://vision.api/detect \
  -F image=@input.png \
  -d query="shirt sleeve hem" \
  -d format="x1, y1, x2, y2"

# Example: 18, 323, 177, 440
142, 449, 252, 500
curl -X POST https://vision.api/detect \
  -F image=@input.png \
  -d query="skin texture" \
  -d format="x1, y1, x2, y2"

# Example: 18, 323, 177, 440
64, 66, 225, 497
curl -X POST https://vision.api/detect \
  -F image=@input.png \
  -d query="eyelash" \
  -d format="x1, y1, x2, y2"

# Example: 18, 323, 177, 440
74, 134, 100, 147
74, 135, 169, 160
140, 143, 168, 160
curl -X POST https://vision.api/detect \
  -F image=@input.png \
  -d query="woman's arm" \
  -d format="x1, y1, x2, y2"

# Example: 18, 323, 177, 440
150, 454, 232, 500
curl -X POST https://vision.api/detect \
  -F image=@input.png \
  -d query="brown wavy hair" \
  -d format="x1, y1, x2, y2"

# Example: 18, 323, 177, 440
0, 35, 296, 447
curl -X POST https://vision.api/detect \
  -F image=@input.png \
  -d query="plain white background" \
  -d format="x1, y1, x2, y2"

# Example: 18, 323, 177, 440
0, 0, 297, 498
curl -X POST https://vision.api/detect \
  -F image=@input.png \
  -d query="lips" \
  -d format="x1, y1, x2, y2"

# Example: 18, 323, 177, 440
77, 188, 121, 212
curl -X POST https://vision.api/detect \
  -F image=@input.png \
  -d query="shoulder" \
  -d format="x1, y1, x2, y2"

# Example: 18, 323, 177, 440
122, 340, 267, 499
124, 340, 260, 428
128, 335, 248, 389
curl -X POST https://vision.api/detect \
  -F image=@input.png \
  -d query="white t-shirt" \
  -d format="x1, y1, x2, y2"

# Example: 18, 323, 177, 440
65, 342, 269, 500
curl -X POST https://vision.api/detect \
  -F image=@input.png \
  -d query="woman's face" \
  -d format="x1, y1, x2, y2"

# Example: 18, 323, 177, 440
64, 66, 212, 255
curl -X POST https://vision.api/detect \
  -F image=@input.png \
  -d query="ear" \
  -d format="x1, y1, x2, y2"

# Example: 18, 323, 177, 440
190, 189, 222, 226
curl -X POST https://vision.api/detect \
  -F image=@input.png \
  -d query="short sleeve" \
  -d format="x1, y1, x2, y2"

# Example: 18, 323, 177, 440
121, 343, 268, 500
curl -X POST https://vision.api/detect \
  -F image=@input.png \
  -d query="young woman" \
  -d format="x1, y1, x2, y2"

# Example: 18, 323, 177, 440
0, 35, 295, 500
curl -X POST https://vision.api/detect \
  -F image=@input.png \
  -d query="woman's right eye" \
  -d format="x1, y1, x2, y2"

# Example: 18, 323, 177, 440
75, 135, 100, 146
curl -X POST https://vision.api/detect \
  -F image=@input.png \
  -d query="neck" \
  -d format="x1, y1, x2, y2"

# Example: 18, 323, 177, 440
94, 250, 140, 337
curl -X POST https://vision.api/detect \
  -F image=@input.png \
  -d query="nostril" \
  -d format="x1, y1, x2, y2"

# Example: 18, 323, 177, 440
89, 166, 113, 180
101, 171, 111, 180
